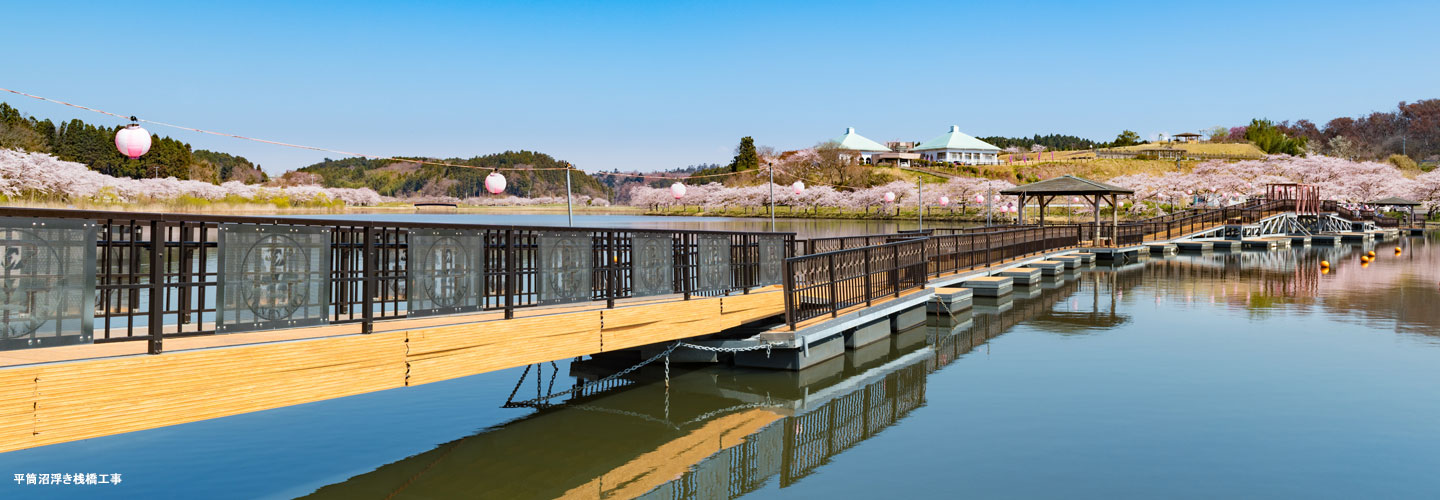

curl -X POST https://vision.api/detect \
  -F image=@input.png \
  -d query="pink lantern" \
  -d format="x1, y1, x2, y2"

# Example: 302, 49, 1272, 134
670, 182, 687, 199
114, 122, 152, 159
939, 196, 950, 206
484, 172, 507, 194
792, 181, 805, 195
974, 194, 984, 203
883, 192, 895, 203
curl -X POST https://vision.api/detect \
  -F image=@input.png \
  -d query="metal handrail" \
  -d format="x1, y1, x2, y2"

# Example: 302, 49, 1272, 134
0, 207, 795, 354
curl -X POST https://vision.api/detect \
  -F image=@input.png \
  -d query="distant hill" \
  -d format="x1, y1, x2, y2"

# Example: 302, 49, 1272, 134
295, 151, 611, 199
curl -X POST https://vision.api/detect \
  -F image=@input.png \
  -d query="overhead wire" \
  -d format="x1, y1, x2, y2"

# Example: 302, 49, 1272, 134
0, 86, 760, 181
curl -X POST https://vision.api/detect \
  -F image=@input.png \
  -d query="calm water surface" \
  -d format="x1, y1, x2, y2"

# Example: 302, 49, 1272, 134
2, 234, 1438, 499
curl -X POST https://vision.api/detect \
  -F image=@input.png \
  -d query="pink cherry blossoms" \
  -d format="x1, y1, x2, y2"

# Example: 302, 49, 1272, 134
0, 149, 382, 206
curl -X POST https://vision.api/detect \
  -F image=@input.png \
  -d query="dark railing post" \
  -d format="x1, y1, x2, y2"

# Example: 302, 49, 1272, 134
147, 220, 164, 355
863, 246, 873, 307
362, 225, 376, 334
891, 244, 901, 298
984, 232, 992, 269
783, 258, 795, 330
504, 229, 516, 319
606, 232, 617, 308
827, 253, 839, 318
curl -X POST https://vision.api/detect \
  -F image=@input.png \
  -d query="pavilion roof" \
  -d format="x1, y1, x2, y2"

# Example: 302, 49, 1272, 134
913, 125, 1000, 152
1367, 196, 1422, 206
999, 175, 1135, 196
830, 127, 892, 152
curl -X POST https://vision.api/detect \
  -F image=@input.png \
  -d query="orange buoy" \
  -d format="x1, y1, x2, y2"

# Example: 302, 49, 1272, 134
1396, 246, 1403, 252
1320, 260, 1330, 268
1367, 250, 1376, 257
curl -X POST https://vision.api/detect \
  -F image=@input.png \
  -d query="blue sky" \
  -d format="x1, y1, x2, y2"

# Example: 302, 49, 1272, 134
3, 0, 1436, 174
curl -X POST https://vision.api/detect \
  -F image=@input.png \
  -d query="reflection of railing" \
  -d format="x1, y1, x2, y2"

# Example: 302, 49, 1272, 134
0, 207, 793, 354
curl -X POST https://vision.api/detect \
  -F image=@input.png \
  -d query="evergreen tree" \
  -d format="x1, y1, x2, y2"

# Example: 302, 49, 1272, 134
730, 136, 758, 172
1245, 119, 1307, 155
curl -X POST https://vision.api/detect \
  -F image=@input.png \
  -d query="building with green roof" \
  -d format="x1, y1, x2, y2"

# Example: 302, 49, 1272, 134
913, 125, 1000, 165
829, 127, 893, 164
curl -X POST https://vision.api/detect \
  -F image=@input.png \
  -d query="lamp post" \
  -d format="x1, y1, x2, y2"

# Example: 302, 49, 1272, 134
917, 178, 924, 230
564, 162, 574, 227
768, 162, 775, 232
986, 187, 994, 226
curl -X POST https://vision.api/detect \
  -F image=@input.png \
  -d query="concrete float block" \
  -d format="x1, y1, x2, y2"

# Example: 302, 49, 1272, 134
734, 333, 845, 371
973, 295, 1014, 315
927, 287, 973, 314
1146, 242, 1178, 255
890, 304, 928, 332
1031, 260, 1066, 276
1241, 238, 1277, 250
1311, 235, 1342, 245
1052, 255, 1082, 269
961, 276, 1013, 297
1211, 240, 1241, 251
1176, 241, 1213, 252
1290, 235, 1311, 246
1075, 253, 1096, 264
892, 324, 928, 351
844, 316, 891, 349
1012, 285, 1042, 299
997, 267, 1042, 286
926, 308, 973, 328
846, 339, 892, 372
1040, 276, 1068, 289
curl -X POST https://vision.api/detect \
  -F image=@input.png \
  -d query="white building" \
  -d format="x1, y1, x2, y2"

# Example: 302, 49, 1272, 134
829, 127, 893, 164
913, 125, 1000, 165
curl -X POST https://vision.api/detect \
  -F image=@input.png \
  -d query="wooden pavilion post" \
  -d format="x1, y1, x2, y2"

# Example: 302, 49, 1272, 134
1039, 195, 1048, 226
1111, 194, 1119, 247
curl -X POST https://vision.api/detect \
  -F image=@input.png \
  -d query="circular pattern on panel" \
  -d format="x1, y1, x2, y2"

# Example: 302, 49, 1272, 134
0, 230, 64, 339
633, 237, 671, 294
420, 235, 472, 308
239, 234, 311, 321
700, 238, 728, 290
545, 236, 589, 300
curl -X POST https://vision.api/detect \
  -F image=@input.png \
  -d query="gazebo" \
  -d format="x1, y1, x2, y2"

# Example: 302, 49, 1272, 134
1366, 196, 1422, 227
1000, 175, 1134, 246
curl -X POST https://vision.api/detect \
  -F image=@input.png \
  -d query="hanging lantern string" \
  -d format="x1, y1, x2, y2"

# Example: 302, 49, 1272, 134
0, 86, 763, 181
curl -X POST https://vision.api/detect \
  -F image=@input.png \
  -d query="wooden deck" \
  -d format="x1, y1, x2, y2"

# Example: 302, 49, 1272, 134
0, 287, 785, 453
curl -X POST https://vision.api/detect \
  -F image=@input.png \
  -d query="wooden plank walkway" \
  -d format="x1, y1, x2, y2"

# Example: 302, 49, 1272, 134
0, 287, 785, 453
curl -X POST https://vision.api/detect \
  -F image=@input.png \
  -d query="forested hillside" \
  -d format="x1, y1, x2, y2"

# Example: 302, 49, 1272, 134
297, 151, 611, 199
0, 102, 265, 182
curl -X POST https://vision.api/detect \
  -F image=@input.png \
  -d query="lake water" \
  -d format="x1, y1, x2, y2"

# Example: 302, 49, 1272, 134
2, 233, 1438, 499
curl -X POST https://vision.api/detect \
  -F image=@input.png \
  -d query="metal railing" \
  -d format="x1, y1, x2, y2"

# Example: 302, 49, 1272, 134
792, 230, 929, 255
782, 238, 929, 327
0, 207, 793, 354
779, 199, 1308, 329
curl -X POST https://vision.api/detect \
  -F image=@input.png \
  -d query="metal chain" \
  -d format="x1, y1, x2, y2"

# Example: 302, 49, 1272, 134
506, 342, 681, 407
505, 341, 780, 407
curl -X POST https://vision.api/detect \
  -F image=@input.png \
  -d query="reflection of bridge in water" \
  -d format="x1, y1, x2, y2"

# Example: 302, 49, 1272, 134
303, 277, 1101, 500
